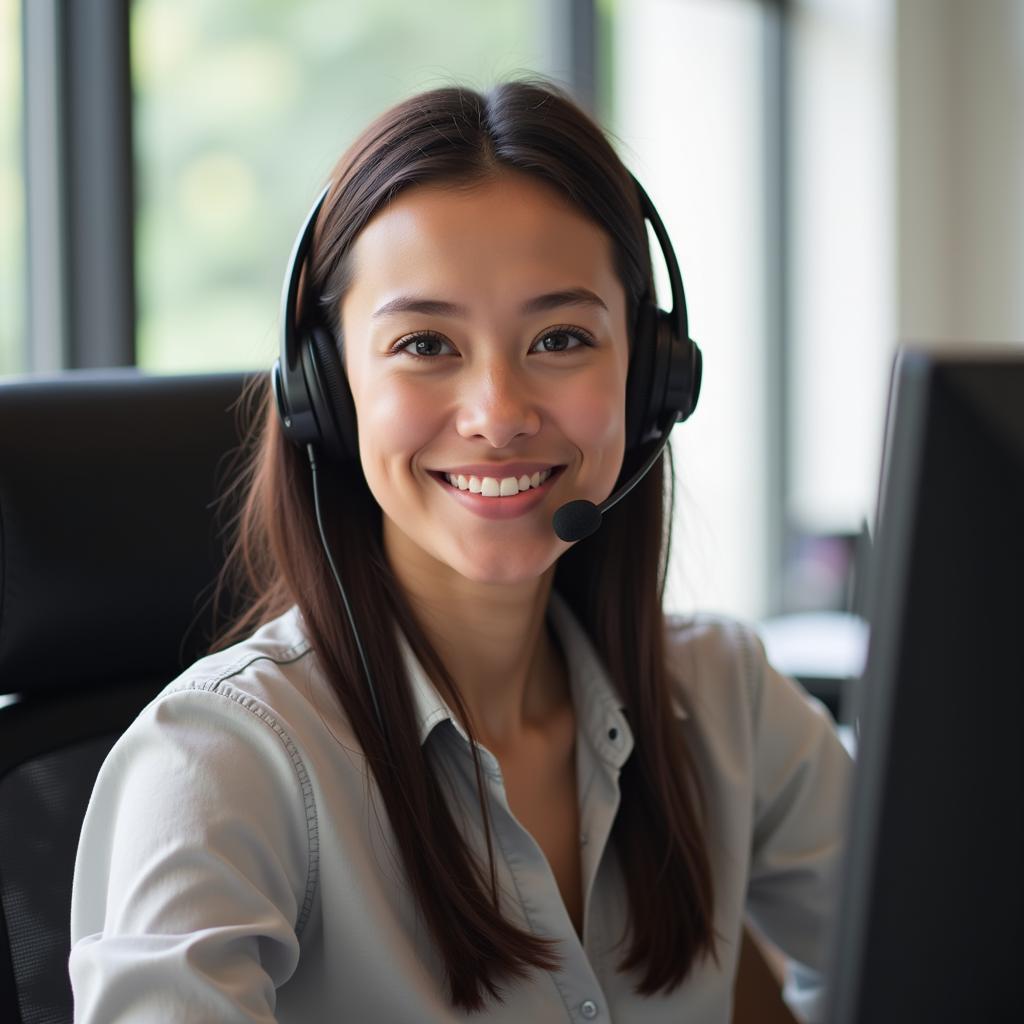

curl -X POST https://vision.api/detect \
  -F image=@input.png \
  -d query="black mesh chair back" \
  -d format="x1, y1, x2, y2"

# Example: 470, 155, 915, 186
0, 371, 253, 1024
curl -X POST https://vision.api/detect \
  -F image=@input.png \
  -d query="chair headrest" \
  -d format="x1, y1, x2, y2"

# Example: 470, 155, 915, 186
0, 370, 259, 697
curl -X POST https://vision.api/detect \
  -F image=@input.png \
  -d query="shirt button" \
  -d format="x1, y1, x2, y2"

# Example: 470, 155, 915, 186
580, 999, 599, 1019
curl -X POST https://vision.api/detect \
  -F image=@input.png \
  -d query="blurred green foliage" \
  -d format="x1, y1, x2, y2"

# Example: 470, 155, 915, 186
131, 0, 547, 372
1, 0, 23, 375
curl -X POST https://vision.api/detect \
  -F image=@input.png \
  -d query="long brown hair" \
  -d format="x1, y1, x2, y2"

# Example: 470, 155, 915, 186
216, 80, 716, 1012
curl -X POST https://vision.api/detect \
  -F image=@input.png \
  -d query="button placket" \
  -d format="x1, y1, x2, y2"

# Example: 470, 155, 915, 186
467, 747, 611, 1023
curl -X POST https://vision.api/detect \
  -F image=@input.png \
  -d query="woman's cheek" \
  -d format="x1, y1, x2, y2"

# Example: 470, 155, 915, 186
356, 375, 443, 471
566, 373, 626, 462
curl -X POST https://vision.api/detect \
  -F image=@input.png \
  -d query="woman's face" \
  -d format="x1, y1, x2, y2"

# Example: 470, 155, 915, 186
340, 170, 631, 586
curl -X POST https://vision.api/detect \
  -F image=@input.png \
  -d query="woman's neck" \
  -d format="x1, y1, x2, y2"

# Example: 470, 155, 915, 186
384, 520, 568, 752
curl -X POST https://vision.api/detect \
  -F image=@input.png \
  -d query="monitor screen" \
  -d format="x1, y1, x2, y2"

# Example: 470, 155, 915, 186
825, 345, 1024, 1022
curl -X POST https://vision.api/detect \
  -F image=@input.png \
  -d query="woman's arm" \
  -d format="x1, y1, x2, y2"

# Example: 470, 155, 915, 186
69, 682, 315, 1024
742, 628, 853, 1023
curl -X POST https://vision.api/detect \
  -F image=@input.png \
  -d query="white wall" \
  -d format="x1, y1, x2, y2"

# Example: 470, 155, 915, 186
610, 0, 1024, 617
897, 0, 1024, 346
613, 0, 770, 621
788, 0, 895, 534
783, 0, 1024, 539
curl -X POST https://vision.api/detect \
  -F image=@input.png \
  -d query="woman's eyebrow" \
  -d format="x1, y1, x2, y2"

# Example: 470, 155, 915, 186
372, 296, 467, 319
371, 287, 608, 320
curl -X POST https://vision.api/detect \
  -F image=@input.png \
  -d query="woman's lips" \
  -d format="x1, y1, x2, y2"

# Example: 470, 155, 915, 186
429, 466, 566, 520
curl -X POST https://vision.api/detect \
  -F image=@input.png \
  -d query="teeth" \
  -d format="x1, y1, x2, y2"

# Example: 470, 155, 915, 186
444, 468, 554, 497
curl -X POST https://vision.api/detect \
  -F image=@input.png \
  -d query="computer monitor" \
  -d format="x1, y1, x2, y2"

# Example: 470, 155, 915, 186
825, 345, 1024, 1022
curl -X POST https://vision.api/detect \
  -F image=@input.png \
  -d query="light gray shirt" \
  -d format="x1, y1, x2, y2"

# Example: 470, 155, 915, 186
69, 593, 851, 1022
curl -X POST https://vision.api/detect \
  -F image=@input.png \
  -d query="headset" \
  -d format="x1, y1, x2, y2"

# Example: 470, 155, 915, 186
273, 175, 702, 538
271, 174, 703, 734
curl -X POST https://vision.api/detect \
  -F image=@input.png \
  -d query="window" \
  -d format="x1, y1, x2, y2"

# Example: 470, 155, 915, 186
130, 0, 548, 372
787, 0, 894, 539
0, 0, 24, 375
612, 0, 772, 620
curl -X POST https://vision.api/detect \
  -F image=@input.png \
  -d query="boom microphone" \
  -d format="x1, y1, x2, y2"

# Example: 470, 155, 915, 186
552, 421, 675, 542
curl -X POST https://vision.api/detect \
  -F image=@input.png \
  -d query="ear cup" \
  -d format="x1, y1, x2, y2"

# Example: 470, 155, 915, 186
301, 325, 358, 463
648, 311, 703, 433
273, 355, 321, 449
647, 311, 676, 431
625, 299, 658, 449
664, 323, 702, 424
626, 305, 702, 449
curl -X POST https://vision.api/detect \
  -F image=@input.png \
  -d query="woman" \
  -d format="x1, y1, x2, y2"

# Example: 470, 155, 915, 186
70, 81, 850, 1023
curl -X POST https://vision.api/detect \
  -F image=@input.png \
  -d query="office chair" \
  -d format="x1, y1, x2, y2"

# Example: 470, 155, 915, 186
0, 370, 797, 1024
0, 370, 251, 1024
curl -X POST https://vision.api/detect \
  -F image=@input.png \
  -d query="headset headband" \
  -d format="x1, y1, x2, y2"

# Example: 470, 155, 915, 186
275, 172, 701, 457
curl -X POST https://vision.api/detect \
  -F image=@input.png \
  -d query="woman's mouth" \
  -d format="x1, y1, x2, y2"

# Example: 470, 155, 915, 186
441, 467, 556, 496
428, 466, 566, 519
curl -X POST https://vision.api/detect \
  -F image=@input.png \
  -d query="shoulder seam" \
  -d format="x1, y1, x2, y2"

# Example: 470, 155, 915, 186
169, 642, 312, 692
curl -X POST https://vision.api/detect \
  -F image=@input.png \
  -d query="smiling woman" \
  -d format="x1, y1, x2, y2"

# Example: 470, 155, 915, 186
69, 80, 851, 1024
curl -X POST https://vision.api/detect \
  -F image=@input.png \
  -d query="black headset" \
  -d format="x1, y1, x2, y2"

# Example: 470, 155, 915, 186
272, 175, 702, 469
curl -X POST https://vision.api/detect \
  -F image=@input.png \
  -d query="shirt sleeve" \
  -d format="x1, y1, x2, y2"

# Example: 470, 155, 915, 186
742, 627, 853, 1024
69, 682, 315, 1024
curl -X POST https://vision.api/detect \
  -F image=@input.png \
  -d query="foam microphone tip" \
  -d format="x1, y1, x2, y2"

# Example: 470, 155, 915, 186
552, 499, 602, 542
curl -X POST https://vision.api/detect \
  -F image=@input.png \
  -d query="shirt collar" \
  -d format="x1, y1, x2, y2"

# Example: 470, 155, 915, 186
397, 591, 688, 765
397, 627, 467, 747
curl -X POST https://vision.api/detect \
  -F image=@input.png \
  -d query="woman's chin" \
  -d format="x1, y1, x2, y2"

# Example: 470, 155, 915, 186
446, 544, 561, 587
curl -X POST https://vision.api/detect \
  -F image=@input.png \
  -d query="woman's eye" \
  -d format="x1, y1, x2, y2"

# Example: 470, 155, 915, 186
531, 328, 592, 353
396, 333, 453, 358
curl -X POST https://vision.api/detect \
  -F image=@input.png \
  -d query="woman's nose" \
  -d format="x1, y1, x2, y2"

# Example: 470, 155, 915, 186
453, 364, 542, 448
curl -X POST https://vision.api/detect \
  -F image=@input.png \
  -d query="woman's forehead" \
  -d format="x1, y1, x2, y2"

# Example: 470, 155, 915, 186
346, 173, 623, 302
